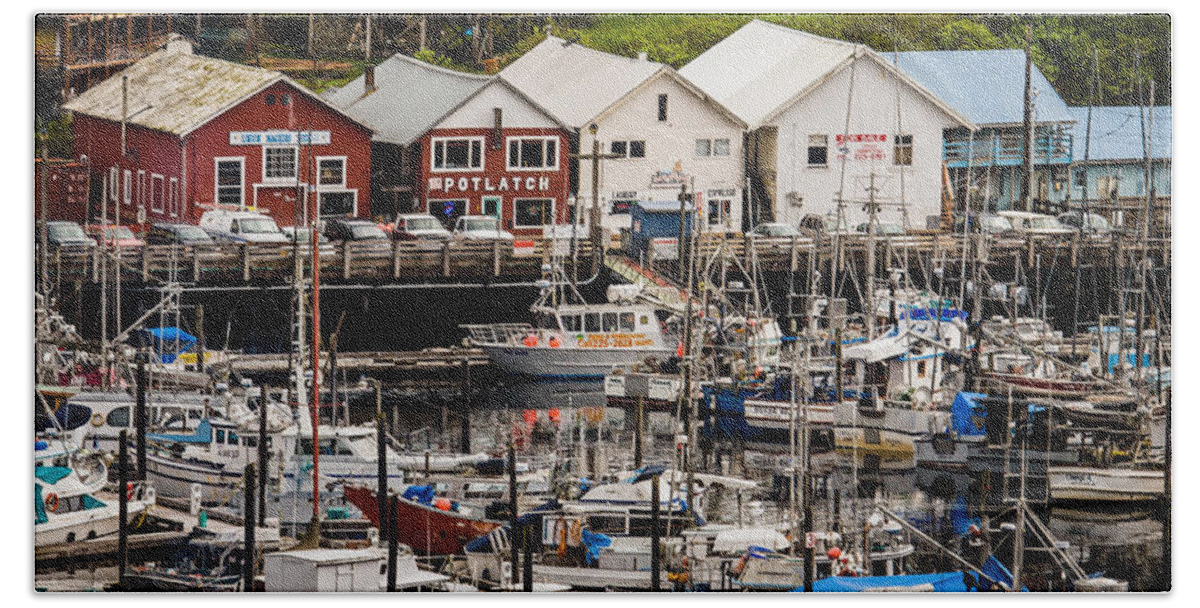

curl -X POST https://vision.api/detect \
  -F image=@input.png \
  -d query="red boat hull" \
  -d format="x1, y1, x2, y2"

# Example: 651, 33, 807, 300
982, 372, 1102, 398
343, 484, 501, 555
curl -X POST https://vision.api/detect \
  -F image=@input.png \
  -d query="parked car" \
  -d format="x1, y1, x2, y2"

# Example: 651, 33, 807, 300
854, 221, 906, 236
146, 223, 215, 246
798, 213, 852, 238
392, 214, 453, 241
86, 224, 145, 249
996, 211, 1074, 237
199, 209, 288, 244
44, 221, 95, 250
452, 216, 515, 242
1057, 211, 1112, 235
953, 213, 1018, 236
281, 226, 336, 256
324, 218, 390, 242
749, 223, 802, 239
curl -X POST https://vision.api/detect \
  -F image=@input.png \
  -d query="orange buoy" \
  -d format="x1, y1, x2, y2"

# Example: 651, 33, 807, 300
827, 547, 842, 560
523, 334, 538, 347
547, 408, 561, 423
548, 335, 562, 348
677, 341, 685, 358
45, 492, 60, 513
434, 497, 452, 511
523, 409, 538, 424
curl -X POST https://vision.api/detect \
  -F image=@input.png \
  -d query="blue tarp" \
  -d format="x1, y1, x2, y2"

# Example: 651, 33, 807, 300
140, 327, 197, 364
148, 419, 213, 444
35, 483, 47, 524
34, 466, 72, 485
580, 529, 612, 566
803, 572, 973, 592
950, 496, 981, 536
402, 485, 435, 506
951, 392, 988, 437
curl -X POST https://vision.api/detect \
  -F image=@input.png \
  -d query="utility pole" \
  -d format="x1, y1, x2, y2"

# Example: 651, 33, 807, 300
571, 124, 621, 276
364, 14, 372, 62
1021, 24, 1035, 213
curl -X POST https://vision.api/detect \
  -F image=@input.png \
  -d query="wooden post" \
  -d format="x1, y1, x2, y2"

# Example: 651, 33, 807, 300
377, 412, 388, 541
342, 242, 352, 280
634, 395, 644, 469
802, 472, 814, 591
392, 240, 402, 278
242, 243, 251, 282
650, 472, 661, 591
508, 441, 519, 586
522, 522, 533, 592
442, 241, 451, 277
196, 304, 206, 375
460, 358, 471, 453
117, 429, 129, 588
243, 463, 256, 592
141, 245, 150, 281
193, 246, 201, 282
135, 357, 147, 482
387, 495, 398, 591
258, 384, 269, 526
493, 239, 501, 276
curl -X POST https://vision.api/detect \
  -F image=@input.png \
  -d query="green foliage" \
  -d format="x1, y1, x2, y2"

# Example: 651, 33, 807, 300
36, 114, 73, 159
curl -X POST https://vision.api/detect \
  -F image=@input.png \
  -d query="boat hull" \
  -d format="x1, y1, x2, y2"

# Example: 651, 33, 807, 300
35, 499, 154, 547
343, 484, 502, 555
481, 344, 673, 379
1048, 466, 1165, 502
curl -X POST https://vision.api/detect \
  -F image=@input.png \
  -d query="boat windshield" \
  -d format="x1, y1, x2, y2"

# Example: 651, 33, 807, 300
174, 225, 212, 242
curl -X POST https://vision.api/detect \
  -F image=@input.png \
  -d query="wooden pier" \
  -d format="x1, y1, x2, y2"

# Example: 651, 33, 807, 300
229, 346, 489, 376
40, 232, 1168, 291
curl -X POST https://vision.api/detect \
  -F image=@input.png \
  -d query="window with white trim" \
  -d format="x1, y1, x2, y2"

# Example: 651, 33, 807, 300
695, 138, 732, 157
123, 170, 132, 205
513, 198, 554, 227
506, 136, 558, 170
893, 134, 913, 166
215, 158, 244, 207
151, 174, 165, 213
263, 146, 297, 181
431, 137, 484, 171
137, 171, 147, 208
708, 199, 731, 226
807, 135, 828, 167
169, 178, 179, 217
610, 140, 646, 159
317, 157, 346, 187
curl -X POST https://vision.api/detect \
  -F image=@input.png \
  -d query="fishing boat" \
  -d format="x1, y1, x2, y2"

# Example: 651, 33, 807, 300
914, 392, 989, 471
1047, 465, 1164, 503
122, 529, 248, 592
34, 451, 156, 547
343, 483, 502, 555
462, 265, 677, 379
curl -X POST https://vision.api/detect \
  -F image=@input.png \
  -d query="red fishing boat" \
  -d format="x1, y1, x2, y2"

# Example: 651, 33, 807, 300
343, 484, 502, 555
981, 371, 1105, 398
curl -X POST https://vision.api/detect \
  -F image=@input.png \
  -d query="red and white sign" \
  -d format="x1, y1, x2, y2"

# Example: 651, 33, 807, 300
835, 133, 888, 162
513, 239, 536, 257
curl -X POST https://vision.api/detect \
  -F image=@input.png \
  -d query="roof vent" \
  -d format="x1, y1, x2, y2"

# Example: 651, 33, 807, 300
637, 52, 648, 61
165, 33, 193, 55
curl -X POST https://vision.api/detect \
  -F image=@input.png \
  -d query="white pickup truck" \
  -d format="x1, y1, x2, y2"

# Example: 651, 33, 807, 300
198, 209, 288, 244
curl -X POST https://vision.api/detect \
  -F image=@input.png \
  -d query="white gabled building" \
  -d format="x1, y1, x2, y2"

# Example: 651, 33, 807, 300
501, 36, 747, 234
680, 20, 975, 229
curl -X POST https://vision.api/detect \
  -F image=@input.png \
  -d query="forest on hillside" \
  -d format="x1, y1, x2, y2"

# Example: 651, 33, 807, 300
246, 13, 1169, 107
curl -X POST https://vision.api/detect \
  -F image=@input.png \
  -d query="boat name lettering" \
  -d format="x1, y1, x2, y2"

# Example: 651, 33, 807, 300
575, 333, 650, 348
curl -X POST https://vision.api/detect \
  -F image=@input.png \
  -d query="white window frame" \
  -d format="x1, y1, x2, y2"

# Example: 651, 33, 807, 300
168, 177, 179, 217
505, 136, 559, 171
481, 195, 502, 218
123, 170, 132, 206
150, 174, 165, 213
137, 170, 147, 209
262, 145, 298, 184
512, 197, 556, 228
893, 134, 913, 167
214, 157, 245, 208
430, 136, 485, 173
316, 156, 347, 188
108, 166, 118, 201
609, 140, 646, 159
807, 134, 829, 168
707, 198, 732, 226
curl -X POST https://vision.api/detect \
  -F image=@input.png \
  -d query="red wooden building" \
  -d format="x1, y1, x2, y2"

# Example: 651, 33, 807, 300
63, 34, 372, 228
35, 159, 90, 223
327, 57, 570, 235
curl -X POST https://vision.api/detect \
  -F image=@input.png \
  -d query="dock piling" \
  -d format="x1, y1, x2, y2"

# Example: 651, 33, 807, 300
243, 463, 256, 592
117, 429, 129, 589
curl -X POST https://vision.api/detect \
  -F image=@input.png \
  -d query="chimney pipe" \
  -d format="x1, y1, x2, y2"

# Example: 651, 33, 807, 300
492, 108, 503, 150
364, 65, 376, 95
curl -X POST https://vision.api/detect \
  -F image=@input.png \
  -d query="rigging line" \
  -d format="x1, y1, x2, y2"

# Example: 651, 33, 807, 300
832, 46, 860, 300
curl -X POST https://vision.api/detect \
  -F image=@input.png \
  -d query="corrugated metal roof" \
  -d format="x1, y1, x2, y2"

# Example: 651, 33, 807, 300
893, 50, 1074, 126
500, 36, 665, 128
1069, 106, 1171, 162
62, 43, 285, 136
325, 54, 490, 146
679, 20, 859, 127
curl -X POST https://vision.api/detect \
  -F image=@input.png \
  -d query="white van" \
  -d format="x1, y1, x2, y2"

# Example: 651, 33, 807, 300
198, 209, 288, 244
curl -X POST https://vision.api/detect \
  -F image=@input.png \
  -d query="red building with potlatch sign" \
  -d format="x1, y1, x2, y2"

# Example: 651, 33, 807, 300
62, 34, 372, 228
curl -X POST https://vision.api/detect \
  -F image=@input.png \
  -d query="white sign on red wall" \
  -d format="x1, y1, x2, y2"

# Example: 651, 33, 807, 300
230, 131, 331, 146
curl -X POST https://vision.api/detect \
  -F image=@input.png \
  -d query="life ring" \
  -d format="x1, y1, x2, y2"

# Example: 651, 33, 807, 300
90, 413, 104, 427
45, 493, 60, 513
523, 334, 538, 347
548, 335, 562, 348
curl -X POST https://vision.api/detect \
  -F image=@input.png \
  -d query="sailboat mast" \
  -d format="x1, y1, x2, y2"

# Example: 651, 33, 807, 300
309, 129, 322, 525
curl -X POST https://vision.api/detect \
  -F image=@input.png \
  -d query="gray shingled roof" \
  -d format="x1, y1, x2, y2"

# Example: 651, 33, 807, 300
500, 36, 665, 128
325, 54, 490, 146
62, 42, 286, 136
